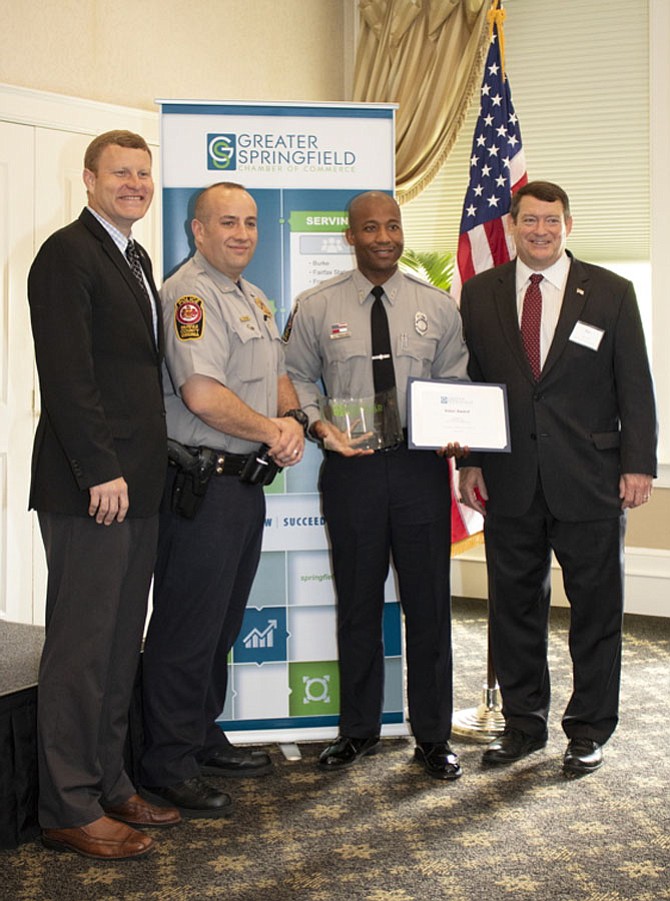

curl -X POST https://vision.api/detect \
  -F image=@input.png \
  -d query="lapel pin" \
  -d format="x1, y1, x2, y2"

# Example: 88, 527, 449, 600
576, 288, 585, 295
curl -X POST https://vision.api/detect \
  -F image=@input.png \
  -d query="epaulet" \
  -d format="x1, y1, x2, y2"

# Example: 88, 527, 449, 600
296, 269, 354, 303
402, 270, 451, 297
240, 275, 261, 296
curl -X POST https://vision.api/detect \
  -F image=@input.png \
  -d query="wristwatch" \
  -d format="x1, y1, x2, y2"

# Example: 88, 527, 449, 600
282, 408, 309, 435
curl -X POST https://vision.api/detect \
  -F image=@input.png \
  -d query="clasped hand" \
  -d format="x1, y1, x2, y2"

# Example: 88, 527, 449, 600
267, 417, 305, 466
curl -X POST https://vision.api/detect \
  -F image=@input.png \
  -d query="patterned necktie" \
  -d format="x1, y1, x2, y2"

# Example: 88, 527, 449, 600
125, 239, 150, 303
126, 239, 157, 341
370, 285, 396, 393
520, 273, 543, 380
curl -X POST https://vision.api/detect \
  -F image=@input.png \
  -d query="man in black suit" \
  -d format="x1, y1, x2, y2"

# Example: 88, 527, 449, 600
28, 130, 180, 859
459, 181, 657, 777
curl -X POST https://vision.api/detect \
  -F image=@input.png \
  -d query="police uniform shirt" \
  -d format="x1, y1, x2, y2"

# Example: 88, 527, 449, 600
160, 249, 285, 454
284, 267, 469, 429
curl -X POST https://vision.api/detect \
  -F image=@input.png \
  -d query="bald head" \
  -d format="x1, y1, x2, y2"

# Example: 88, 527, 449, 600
191, 182, 258, 280
347, 191, 401, 230
345, 191, 404, 285
194, 182, 251, 223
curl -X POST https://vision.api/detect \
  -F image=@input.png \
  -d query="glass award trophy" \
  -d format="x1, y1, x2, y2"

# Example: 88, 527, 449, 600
318, 389, 404, 451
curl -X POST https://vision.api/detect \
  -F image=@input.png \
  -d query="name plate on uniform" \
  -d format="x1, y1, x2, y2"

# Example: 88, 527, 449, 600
319, 390, 404, 451
407, 378, 510, 452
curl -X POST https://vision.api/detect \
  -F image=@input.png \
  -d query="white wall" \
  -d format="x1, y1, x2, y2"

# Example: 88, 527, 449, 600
0, 0, 352, 110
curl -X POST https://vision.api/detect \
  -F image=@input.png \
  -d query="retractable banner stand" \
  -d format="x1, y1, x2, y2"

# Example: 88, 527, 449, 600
159, 101, 406, 743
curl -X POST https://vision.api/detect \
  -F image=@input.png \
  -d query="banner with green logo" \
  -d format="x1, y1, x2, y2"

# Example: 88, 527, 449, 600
159, 101, 406, 744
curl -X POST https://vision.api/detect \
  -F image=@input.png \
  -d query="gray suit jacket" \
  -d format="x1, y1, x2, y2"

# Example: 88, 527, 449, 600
459, 254, 657, 521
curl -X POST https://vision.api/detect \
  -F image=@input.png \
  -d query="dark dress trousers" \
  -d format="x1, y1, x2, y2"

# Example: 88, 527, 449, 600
27, 209, 167, 828
460, 254, 657, 744
321, 446, 454, 742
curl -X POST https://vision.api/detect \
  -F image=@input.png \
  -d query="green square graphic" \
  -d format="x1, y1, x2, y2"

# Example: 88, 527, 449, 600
289, 661, 340, 717
264, 468, 286, 494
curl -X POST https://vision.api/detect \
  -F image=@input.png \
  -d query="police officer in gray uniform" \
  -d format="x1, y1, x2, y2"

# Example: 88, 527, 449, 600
141, 182, 306, 816
285, 191, 469, 780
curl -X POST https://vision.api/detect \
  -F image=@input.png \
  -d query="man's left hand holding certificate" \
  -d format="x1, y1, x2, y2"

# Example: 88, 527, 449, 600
407, 378, 511, 453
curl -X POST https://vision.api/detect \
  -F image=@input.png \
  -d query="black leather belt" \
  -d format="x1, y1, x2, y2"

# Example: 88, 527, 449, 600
187, 447, 249, 477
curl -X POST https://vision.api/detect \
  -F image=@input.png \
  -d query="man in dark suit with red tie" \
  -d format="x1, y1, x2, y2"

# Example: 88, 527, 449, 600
458, 180, 657, 777
28, 130, 179, 859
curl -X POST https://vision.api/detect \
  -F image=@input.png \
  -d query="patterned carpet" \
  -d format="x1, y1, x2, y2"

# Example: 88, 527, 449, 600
1, 598, 668, 901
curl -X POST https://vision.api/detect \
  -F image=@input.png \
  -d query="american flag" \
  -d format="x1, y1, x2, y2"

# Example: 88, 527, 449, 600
450, 2, 527, 303
450, 1, 526, 551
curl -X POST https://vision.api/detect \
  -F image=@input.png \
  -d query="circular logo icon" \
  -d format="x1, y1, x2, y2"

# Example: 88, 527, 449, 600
176, 300, 202, 325
209, 135, 235, 170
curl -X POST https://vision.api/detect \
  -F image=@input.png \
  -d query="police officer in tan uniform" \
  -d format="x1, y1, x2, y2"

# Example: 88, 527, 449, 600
285, 191, 468, 780
141, 182, 306, 816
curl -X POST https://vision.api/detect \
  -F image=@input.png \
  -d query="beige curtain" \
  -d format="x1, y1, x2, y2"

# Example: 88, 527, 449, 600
353, 0, 490, 203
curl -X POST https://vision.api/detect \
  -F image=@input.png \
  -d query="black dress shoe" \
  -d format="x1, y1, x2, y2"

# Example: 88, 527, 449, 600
482, 727, 547, 765
414, 742, 462, 780
563, 738, 603, 778
200, 746, 273, 778
141, 776, 233, 818
318, 735, 381, 770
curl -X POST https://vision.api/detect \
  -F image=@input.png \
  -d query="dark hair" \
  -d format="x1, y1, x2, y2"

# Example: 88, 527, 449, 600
193, 182, 249, 222
84, 130, 151, 173
510, 181, 571, 221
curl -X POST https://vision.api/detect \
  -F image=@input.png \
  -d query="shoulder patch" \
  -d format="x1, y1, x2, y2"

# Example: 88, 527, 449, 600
282, 301, 299, 343
174, 295, 205, 340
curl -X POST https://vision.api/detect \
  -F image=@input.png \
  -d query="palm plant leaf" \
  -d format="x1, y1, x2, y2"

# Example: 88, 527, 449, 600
399, 249, 455, 291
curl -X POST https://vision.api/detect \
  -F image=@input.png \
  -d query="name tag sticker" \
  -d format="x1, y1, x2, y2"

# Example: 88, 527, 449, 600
569, 321, 604, 351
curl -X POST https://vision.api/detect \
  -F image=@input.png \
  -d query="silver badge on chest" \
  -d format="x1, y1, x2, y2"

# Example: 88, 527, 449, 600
415, 312, 428, 336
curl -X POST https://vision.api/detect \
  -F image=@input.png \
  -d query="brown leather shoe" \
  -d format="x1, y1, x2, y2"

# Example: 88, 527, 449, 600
42, 815, 154, 859
104, 793, 181, 827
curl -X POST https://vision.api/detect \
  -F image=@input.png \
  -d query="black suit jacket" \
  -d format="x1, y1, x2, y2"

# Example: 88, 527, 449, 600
28, 208, 167, 517
460, 254, 657, 521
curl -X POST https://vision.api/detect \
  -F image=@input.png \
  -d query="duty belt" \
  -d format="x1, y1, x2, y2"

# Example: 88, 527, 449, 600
187, 446, 249, 477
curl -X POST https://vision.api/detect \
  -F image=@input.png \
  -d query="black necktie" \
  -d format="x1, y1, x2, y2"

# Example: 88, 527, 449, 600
370, 285, 396, 393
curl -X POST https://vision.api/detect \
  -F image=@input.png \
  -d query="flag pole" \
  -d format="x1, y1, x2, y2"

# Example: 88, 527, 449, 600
450, 0, 525, 741
452, 634, 505, 742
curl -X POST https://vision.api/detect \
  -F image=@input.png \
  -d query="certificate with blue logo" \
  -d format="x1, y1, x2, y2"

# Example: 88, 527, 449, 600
407, 378, 510, 452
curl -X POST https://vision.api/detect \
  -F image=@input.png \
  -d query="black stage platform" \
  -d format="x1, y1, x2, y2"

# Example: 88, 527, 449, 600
0, 621, 145, 849
0, 620, 43, 848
